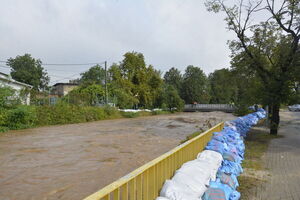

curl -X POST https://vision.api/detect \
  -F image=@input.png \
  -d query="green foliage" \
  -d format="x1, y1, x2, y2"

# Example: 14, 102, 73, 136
209, 68, 237, 104
7, 54, 49, 91
164, 67, 183, 93
120, 111, 141, 118
0, 108, 8, 126
151, 110, 170, 115
109, 52, 163, 108
35, 103, 121, 126
5, 105, 37, 129
205, 0, 300, 134
0, 86, 20, 108
161, 85, 184, 111
80, 65, 106, 86
66, 84, 105, 106
181, 65, 210, 104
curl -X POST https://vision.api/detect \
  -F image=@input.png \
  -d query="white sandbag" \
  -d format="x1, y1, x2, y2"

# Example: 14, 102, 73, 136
159, 180, 201, 200
196, 150, 223, 181
176, 160, 212, 185
156, 197, 170, 200
158, 151, 223, 200
197, 150, 223, 165
172, 171, 208, 196
180, 158, 220, 182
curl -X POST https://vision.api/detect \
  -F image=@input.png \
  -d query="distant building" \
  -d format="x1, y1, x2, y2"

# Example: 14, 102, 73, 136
0, 72, 33, 105
52, 83, 78, 97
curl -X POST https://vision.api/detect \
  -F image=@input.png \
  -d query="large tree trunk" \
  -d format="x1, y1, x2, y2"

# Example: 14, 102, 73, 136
270, 104, 280, 135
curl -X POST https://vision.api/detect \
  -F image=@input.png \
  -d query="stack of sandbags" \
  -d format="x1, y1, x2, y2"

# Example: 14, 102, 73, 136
156, 109, 266, 200
202, 109, 266, 200
157, 150, 223, 200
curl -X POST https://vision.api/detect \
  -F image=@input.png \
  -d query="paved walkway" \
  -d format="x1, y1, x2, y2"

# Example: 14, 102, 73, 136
255, 111, 300, 200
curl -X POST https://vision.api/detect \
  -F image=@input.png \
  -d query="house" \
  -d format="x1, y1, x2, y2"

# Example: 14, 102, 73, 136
0, 72, 33, 105
51, 82, 78, 97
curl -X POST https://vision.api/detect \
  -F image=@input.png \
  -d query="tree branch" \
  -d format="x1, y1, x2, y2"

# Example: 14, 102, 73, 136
266, 0, 298, 39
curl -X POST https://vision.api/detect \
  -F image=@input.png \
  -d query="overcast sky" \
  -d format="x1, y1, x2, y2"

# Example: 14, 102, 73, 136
0, 0, 235, 84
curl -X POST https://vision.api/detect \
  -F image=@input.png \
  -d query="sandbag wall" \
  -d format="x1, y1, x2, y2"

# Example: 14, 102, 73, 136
156, 109, 267, 200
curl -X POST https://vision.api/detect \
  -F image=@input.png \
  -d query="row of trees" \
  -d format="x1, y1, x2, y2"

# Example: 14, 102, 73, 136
66, 52, 272, 112
5, 51, 299, 112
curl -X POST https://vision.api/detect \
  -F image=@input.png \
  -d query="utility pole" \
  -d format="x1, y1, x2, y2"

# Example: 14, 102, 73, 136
104, 61, 108, 104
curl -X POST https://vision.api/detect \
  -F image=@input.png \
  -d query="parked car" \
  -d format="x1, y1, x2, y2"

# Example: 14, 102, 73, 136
288, 104, 300, 111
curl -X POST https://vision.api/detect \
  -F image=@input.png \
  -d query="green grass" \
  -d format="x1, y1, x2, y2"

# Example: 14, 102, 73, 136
238, 176, 265, 199
120, 110, 172, 118
242, 127, 282, 170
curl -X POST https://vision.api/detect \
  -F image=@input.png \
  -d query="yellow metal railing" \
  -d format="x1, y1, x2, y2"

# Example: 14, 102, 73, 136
84, 122, 224, 200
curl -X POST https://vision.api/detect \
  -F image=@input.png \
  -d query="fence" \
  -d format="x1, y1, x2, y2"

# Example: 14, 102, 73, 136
84, 122, 224, 200
184, 104, 236, 113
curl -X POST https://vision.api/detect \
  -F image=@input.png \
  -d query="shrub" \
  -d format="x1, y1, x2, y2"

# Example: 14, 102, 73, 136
0, 86, 20, 108
0, 126, 9, 132
121, 111, 140, 118
103, 106, 121, 119
5, 105, 37, 129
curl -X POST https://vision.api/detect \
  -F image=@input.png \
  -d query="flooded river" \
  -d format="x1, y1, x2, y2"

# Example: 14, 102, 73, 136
0, 112, 234, 200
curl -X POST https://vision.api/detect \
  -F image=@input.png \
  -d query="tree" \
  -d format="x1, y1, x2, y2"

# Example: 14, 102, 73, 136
231, 59, 264, 114
205, 0, 300, 134
162, 85, 184, 111
147, 65, 164, 108
108, 63, 138, 108
209, 68, 237, 104
7, 54, 49, 91
67, 84, 104, 106
109, 52, 163, 108
80, 65, 105, 86
181, 65, 210, 104
164, 67, 183, 93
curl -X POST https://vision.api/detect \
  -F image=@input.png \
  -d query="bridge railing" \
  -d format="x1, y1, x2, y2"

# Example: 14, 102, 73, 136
84, 122, 224, 200
184, 104, 236, 112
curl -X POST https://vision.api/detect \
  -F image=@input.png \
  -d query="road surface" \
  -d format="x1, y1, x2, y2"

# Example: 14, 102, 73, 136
251, 111, 300, 200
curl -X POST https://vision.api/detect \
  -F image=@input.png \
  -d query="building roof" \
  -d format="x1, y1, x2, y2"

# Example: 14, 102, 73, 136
0, 72, 9, 77
53, 82, 79, 87
0, 71, 33, 88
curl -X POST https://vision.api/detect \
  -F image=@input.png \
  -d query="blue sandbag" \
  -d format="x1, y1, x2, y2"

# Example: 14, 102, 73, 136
219, 160, 243, 176
205, 109, 266, 200
229, 190, 241, 200
202, 187, 226, 200
217, 172, 239, 189
207, 181, 233, 200
205, 139, 226, 155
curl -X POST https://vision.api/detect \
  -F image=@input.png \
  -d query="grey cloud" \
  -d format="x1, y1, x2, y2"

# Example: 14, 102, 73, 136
0, 0, 235, 83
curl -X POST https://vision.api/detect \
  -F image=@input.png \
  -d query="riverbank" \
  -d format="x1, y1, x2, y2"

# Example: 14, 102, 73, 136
0, 103, 171, 133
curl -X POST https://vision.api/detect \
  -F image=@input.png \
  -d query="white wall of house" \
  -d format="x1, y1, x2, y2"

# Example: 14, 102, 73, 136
0, 73, 32, 105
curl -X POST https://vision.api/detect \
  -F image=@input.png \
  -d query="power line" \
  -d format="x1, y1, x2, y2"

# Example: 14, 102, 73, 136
42, 61, 106, 66
45, 68, 84, 72
0, 60, 106, 66
0, 65, 10, 68
49, 70, 87, 84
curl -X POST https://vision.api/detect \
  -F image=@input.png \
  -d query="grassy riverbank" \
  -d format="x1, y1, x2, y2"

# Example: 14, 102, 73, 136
0, 103, 171, 133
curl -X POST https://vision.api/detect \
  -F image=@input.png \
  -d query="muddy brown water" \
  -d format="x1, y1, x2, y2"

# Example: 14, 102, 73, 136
0, 112, 234, 200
